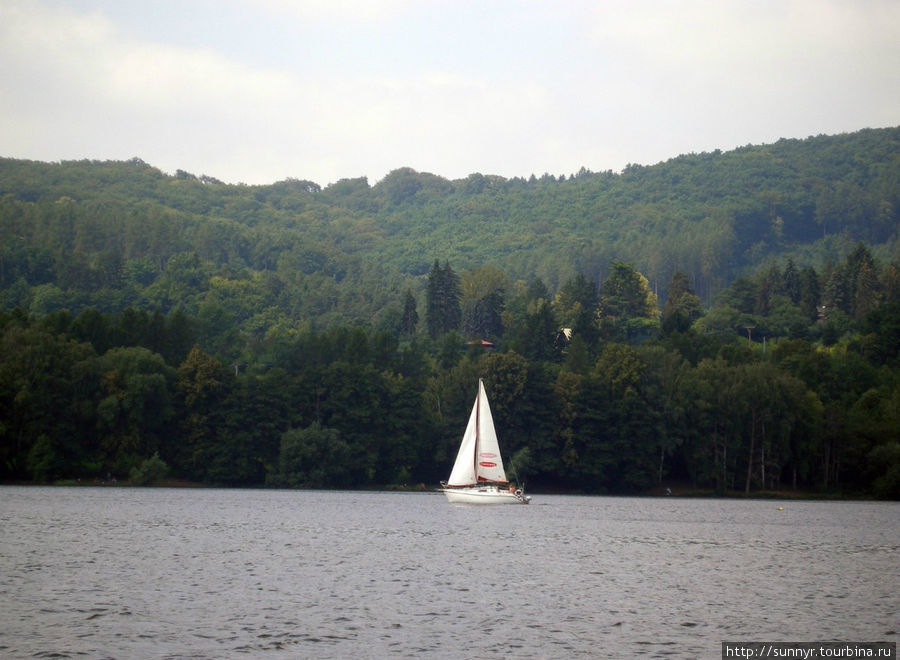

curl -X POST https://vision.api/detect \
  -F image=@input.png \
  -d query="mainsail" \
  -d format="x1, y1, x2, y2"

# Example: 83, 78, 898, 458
446, 379, 508, 486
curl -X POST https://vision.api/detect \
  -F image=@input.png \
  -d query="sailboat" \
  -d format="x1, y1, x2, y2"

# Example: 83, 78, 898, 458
439, 379, 531, 504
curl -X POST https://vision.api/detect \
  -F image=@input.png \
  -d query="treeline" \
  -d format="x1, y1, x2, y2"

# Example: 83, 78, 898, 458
2, 247, 898, 498
1, 128, 898, 344
1, 128, 898, 496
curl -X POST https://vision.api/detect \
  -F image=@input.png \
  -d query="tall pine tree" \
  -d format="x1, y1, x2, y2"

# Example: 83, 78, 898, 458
400, 289, 419, 335
425, 260, 461, 339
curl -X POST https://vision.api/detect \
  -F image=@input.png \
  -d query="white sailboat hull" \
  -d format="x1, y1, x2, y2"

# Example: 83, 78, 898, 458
440, 485, 531, 505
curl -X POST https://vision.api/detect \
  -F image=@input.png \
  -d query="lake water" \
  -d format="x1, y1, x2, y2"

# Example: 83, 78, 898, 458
0, 487, 896, 659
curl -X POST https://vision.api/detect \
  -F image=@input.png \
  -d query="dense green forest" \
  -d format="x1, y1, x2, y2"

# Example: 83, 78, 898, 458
1, 127, 898, 497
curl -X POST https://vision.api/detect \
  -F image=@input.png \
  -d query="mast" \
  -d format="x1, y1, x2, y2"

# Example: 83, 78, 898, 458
473, 378, 482, 478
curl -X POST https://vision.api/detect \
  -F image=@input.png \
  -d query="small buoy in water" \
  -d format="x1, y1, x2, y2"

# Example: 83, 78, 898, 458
776, 506, 784, 511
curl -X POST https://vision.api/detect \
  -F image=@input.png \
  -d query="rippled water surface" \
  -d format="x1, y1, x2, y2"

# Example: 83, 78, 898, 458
1, 487, 897, 658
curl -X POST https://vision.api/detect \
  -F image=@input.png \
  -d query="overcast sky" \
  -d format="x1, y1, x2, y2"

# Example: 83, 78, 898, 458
1, 0, 898, 186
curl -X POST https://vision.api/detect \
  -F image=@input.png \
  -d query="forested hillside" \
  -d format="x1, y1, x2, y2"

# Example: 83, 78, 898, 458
1, 127, 898, 497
